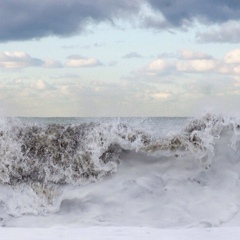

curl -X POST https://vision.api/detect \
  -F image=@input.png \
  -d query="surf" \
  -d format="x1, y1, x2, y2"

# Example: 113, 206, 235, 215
0, 113, 240, 228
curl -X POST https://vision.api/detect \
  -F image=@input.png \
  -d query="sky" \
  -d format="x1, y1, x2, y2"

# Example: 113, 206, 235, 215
0, 0, 239, 117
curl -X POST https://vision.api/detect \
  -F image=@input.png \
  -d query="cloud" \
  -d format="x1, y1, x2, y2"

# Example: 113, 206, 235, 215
147, 59, 171, 71
141, 16, 169, 29
122, 52, 144, 59
196, 21, 240, 43
0, 51, 104, 69
147, 0, 240, 27
0, 51, 43, 68
139, 48, 240, 77
178, 50, 213, 60
34, 79, 55, 91
0, 0, 141, 42
65, 55, 103, 68
176, 59, 217, 72
139, 59, 174, 76
176, 49, 240, 75
151, 91, 172, 99
1, 0, 240, 41
224, 49, 240, 64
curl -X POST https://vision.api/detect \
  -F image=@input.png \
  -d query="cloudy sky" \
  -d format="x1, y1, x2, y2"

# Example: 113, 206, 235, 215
0, 0, 239, 117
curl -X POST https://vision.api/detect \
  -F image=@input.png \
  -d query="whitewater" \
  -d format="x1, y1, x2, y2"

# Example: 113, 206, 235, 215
1, 113, 240, 239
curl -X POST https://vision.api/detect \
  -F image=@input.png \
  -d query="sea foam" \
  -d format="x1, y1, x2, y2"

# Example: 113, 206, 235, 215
0, 113, 240, 228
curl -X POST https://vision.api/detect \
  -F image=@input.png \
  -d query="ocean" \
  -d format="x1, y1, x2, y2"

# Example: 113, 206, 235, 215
1, 113, 240, 238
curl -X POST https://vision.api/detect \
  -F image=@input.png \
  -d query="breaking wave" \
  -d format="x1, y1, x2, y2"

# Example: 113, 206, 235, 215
0, 113, 235, 185
1, 113, 240, 227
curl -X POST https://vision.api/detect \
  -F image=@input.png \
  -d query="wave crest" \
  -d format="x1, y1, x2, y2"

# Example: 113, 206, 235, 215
0, 113, 238, 186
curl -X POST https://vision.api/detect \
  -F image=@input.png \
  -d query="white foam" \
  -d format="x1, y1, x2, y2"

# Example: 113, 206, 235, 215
1, 226, 240, 240
1, 113, 240, 231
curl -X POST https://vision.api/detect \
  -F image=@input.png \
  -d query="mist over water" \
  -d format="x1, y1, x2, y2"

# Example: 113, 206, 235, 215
1, 114, 240, 228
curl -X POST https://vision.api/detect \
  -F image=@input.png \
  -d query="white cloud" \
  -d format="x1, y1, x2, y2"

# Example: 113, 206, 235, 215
148, 59, 169, 71
140, 59, 174, 76
176, 59, 217, 72
179, 50, 213, 60
140, 49, 240, 77
217, 64, 240, 76
0, 51, 43, 68
34, 80, 50, 91
0, 52, 64, 69
233, 65, 240, 75
177, 50, 217, 73
151, 91, 171, 99
224, 49, 240, 64
65, 55, 103, 68
0, 52, 105, 69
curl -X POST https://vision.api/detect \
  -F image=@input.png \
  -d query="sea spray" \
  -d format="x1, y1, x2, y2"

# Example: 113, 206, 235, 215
0, 114, 230, 185
0, 113, 240, 227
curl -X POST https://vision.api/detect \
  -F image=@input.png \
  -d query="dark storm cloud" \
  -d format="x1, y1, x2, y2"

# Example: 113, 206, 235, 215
0, 0, 140, 41
196, 22, 240, 43
147, 0, 240, 26
1, 0, 240, 42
